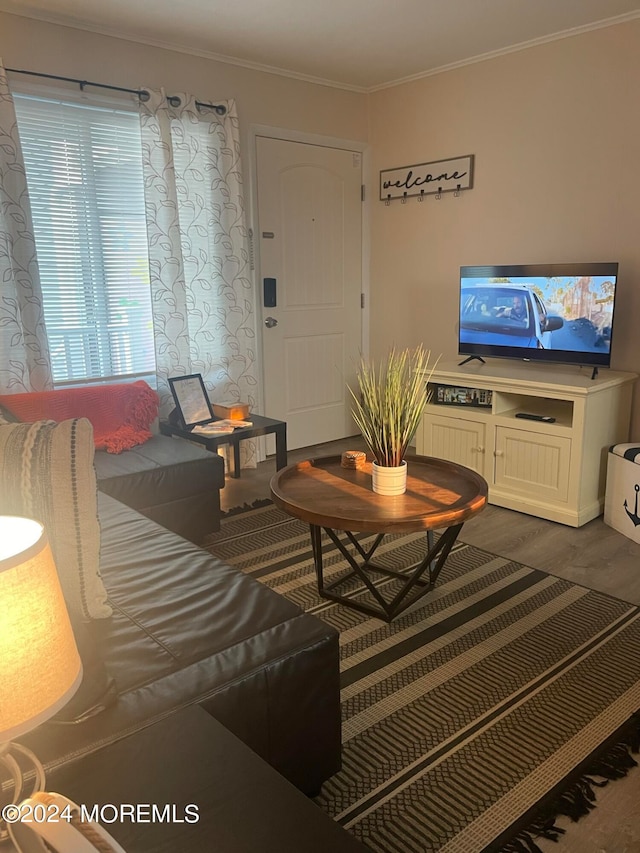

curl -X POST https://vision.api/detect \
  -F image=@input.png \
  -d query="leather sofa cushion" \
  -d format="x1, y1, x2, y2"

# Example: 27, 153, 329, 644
95, 434, 224, 508
25, 494, 341, 795
94, 492, 305, 691
95, 435, 225, 543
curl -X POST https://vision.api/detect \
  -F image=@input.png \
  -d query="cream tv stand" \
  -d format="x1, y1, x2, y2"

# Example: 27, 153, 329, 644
415, 360, 637, 527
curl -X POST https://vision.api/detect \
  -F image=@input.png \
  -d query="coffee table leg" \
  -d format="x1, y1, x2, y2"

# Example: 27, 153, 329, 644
427, 529, 435, 572
310, 523, 465, 621
388, 523, 463, 614
310, 525, 325, 591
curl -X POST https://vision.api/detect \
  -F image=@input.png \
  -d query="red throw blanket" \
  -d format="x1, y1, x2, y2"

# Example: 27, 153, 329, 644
0, 381, 159, 453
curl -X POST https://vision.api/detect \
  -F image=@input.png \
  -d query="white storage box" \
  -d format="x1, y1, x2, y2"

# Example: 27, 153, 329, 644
604, 444, 640, 543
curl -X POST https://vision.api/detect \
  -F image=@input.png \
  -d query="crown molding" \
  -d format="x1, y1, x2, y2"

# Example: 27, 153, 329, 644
0, 8, 368, 93
1, 6, 638, 94
368, 11, 640, 92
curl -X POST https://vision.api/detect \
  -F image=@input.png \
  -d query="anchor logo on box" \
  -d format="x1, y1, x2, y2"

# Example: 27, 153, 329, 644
624, 483, 640, 527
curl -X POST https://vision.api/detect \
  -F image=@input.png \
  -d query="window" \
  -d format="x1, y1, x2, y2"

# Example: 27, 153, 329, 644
13, 93, 155, 384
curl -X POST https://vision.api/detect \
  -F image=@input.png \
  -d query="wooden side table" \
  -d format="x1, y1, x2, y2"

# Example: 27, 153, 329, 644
45, 706, 366, 853
160, 414, 287, 478
270, 454, 488, 621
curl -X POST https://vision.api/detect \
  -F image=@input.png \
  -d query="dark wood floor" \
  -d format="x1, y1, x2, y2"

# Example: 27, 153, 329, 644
220, 436, 640, 852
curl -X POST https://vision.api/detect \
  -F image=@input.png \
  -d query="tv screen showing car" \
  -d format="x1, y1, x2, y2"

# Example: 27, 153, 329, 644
459, 262, 619, 368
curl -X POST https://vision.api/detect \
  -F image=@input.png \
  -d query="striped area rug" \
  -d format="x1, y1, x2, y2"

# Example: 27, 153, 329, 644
205, 502, 640, 852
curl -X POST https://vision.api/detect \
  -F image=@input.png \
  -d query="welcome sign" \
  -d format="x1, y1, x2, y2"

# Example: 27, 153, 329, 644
380, 154, 474, 201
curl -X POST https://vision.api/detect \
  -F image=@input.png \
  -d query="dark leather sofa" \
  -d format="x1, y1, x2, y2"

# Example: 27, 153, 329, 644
22, 440, 343, 798
94, 433, 226, 542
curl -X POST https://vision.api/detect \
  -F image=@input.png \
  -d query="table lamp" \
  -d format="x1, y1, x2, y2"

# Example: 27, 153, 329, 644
0, 516, 83, 840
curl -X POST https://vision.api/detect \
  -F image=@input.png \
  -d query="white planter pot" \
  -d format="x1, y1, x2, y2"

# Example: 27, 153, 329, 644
371, 460, 407, 496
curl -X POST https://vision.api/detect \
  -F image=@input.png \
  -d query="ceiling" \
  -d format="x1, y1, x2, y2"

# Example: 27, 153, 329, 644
1, 0, 639, 90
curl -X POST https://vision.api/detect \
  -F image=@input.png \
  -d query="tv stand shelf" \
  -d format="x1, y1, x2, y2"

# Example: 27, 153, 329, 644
416, 360, 637, 527
494, 394, 574, 427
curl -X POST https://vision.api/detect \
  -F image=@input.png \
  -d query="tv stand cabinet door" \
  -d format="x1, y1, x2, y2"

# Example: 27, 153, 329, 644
418, 413, 487, 476
493, 426, 571, 503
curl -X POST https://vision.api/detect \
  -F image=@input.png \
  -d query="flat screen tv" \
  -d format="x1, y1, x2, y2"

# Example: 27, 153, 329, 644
458, 262, 619, 369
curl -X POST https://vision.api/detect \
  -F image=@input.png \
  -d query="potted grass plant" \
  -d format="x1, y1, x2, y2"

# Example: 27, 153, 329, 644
349, 345, 438, 495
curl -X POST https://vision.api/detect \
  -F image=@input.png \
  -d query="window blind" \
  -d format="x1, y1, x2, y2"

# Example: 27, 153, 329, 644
13, 94, 155, 384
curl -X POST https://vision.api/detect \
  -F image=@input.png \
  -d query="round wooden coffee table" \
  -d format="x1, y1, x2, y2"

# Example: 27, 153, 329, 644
270, 454, 487, 621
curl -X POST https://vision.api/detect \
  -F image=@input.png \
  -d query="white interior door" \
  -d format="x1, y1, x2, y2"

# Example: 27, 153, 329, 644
256, 136, 363, 450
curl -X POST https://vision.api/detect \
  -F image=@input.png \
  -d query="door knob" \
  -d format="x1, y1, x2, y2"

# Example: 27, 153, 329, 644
264, 316, 278, 328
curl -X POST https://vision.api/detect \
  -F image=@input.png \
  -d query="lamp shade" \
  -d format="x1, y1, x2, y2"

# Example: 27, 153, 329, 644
0, 517, 82, 742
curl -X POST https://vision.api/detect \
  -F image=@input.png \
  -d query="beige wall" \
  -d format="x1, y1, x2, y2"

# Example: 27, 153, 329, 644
368, 20, 640, 431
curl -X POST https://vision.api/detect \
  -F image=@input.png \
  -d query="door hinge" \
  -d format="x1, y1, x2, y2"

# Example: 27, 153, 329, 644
361, 293, 365, 308
361, 184, 365, 202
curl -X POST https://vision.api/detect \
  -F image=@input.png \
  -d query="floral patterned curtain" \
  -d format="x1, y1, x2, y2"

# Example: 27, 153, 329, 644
0, 61, 52, 393
137, 91, 258, 456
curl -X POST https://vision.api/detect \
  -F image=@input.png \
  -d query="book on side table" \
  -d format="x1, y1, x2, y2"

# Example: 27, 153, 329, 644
192, 419, 253, 435
212, 401, 250, 420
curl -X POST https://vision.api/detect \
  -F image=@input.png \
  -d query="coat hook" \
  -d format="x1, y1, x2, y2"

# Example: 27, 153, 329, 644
401, 192, 407, 204
385, 194, 391, 206
454, 184, 461, 197
417, 189, 425, 203
435, 187, 442, 200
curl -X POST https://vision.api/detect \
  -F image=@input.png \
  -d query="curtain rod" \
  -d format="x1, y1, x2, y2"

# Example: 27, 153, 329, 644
5, 67, 227, 115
